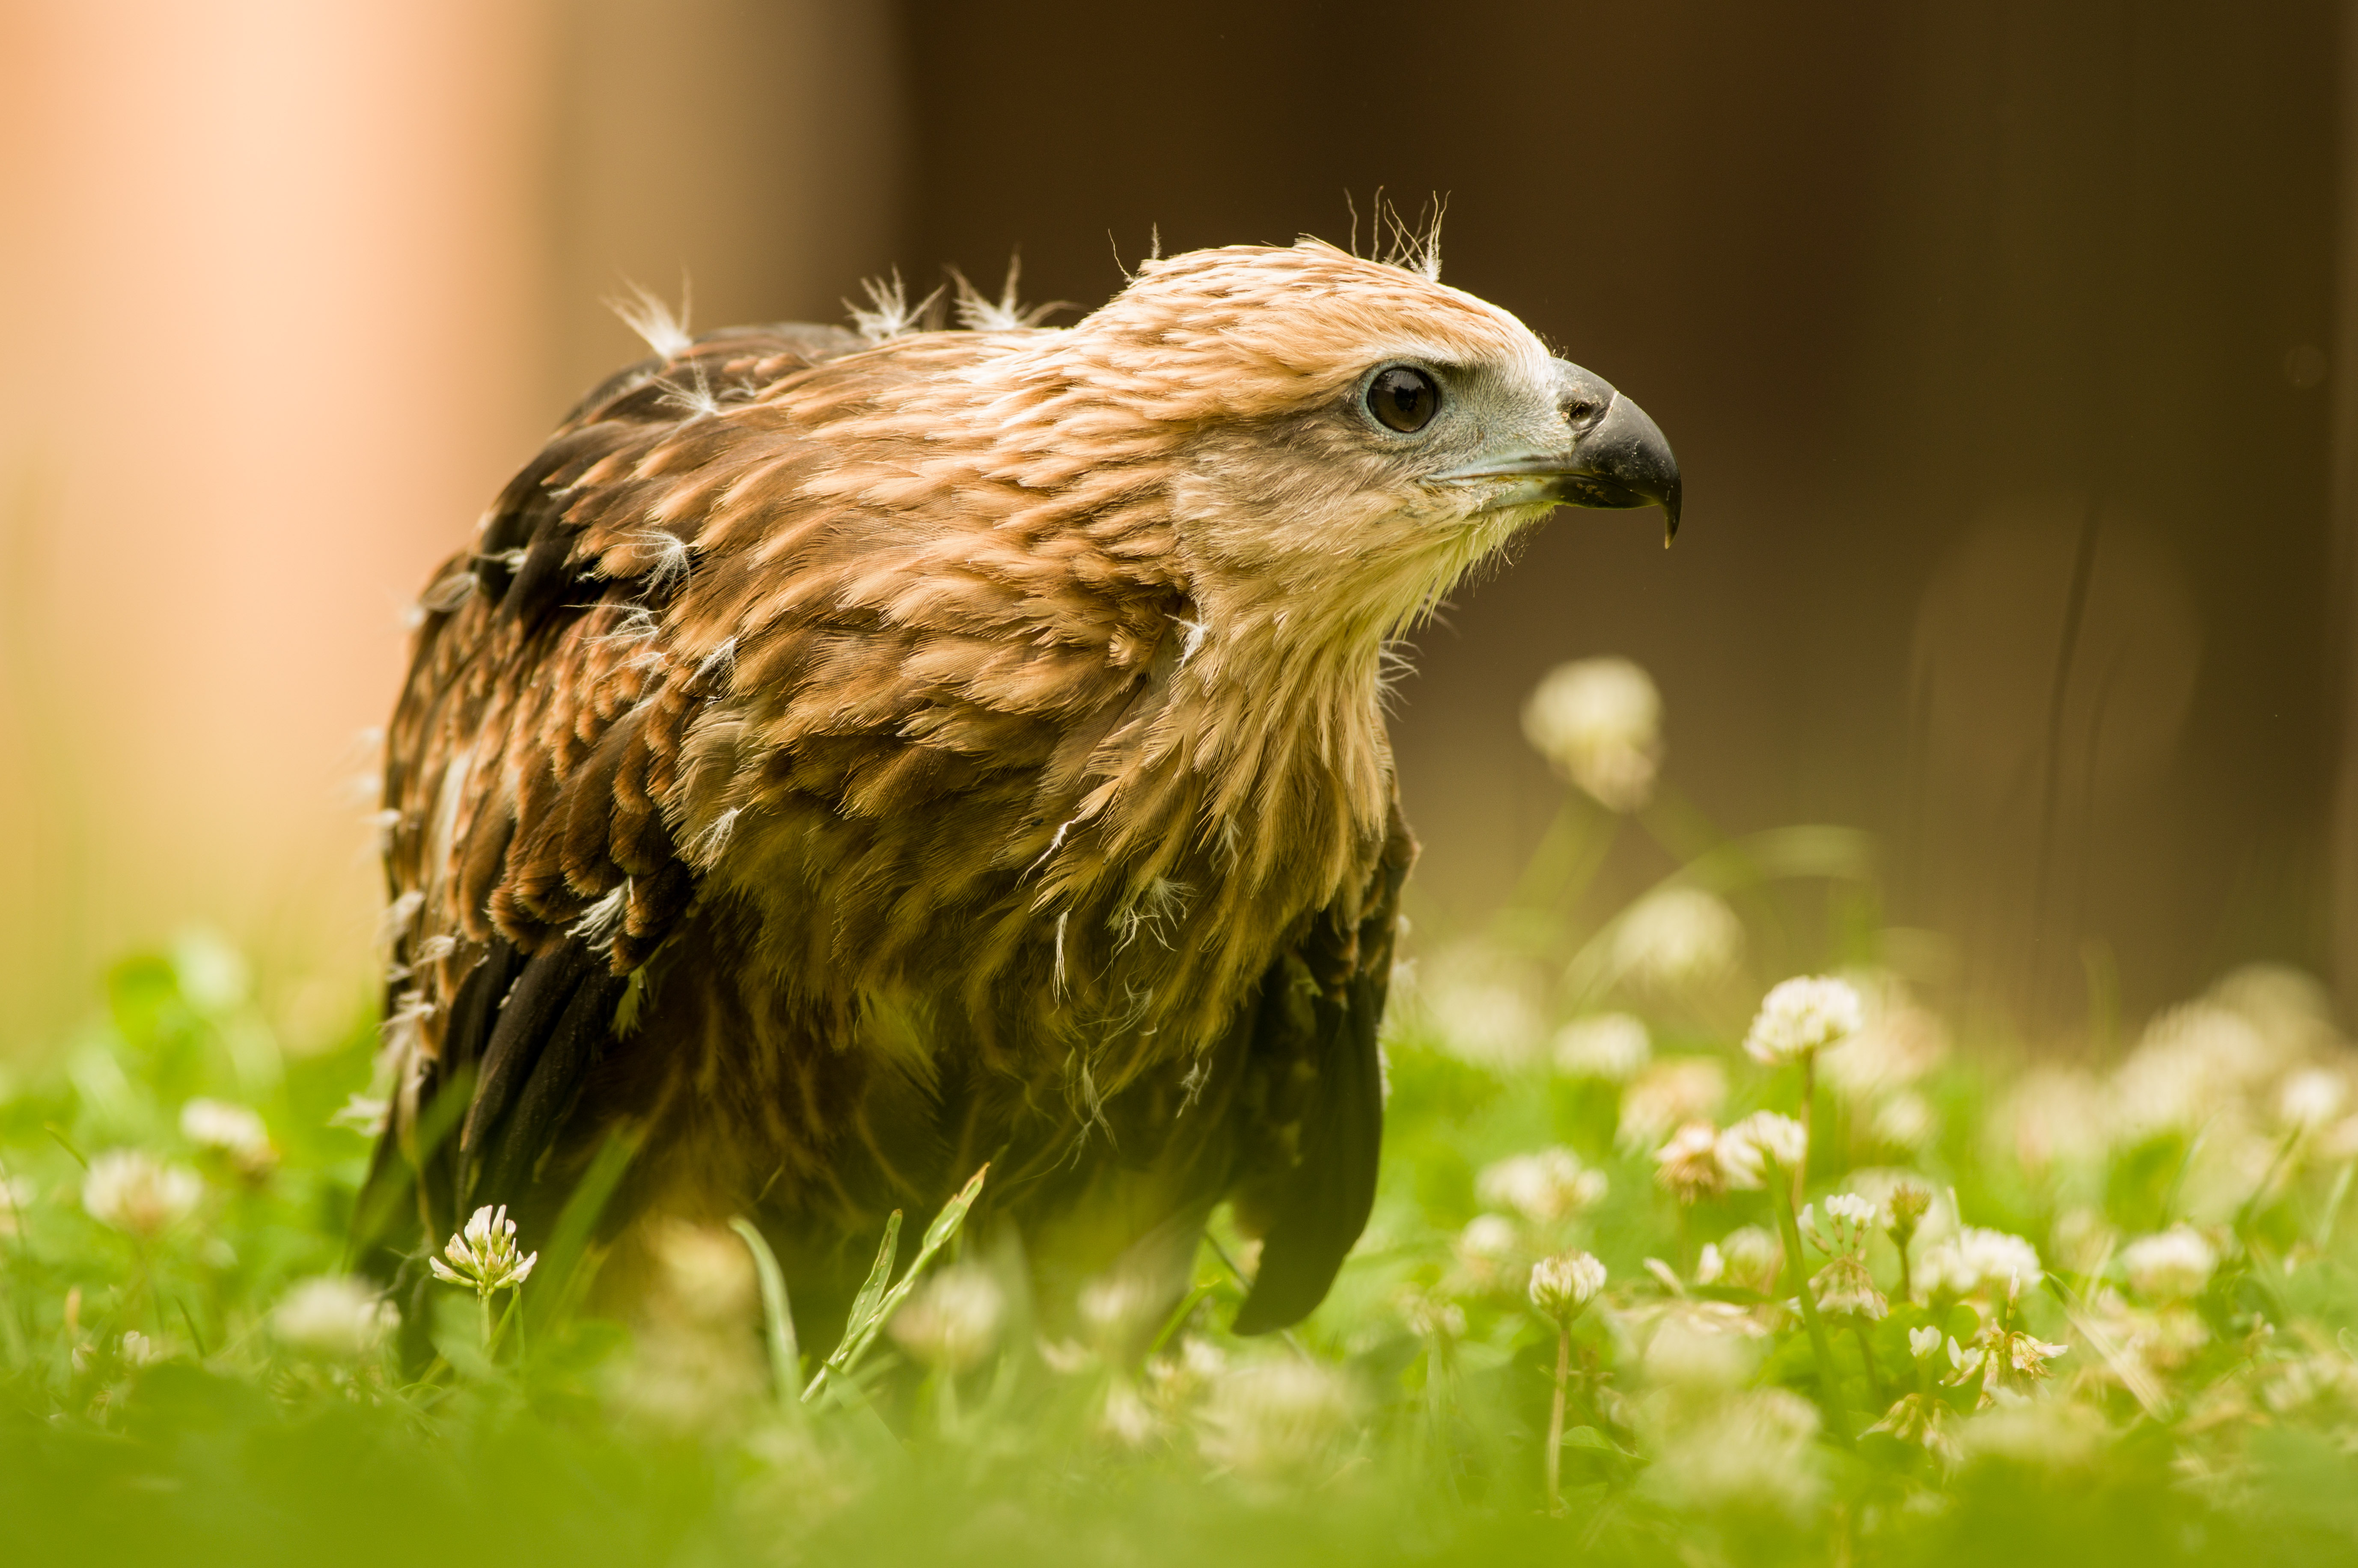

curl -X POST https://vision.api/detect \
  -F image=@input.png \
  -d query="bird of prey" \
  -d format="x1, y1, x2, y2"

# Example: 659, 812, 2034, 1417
356, 238, 1678, 1345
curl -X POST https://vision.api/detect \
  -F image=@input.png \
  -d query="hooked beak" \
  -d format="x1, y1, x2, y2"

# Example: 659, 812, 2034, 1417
1436, 360, 1683, 544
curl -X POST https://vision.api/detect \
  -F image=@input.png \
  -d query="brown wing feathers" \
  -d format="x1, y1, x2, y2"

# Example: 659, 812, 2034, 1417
1230, 806, 1415, 1333
365, 326, 870, 1271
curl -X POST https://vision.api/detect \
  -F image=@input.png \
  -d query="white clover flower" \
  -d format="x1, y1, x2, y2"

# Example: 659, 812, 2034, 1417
1945, 1324, 2069, 1407
1654, 1122, 1728, 1204
1642, 1388, 1824, 1520
1909, 1325, 1944, 1360
1449, 1214, 1523, 1294
2049, 1207, 2117, 1275
1096, 1379, 1162, 1448
1997, 1066, 2113, 1173
1710, 1131, 1767, 1193
1866, 1392, 1957, 1463
1477, 1148, 1606, 1226
1077, 1268, 1168, 1350
1804, 1198, 1886, 1318
272, 1276, 399, 1358
642, 1219, 756, 1330
1398, 1290, 1466, 1342
1195, 1357, 1363, 1481
2279, 1068, 2349, 1134
2110, 1002, 2271, 1143
1701, 1226, 1784, 1295
1641, 1318, 1757, 1391
1146, 1336, 1228, 1410
2101, 1297, 2210, 1373
1618, 1057, 1729, 1148
2209, 964, 2337, 1060
429, 1204, 538, 1295
118, 1330, 164, 1368
1521, 657, 1664, 812
1611, 888, 1744, 991
1742, 976, 1864, 1068
1552, 1013, 1651, 1082
1719, 1111, 1808, 1184
1868, 1091, 1938, 1151
1918, 1226, 2042, 1300
1817, 984, 1948, 1103
1803, 1194, 1879, 1258
82, 1151, 203, 1238
180, 1098, 275, 1174
0, 1174, 36, 1239
1873, 1178, 1934, 1247
889, 1265, 1006, 1373
1809, 1254, 1887, 1321
1528, 1252, 1607, 1323
1459, 1213, 1519, 1259
1419, 945, 1546, 1070
1428, 984, 1544, 1069
1825, 1192, 1880, 1226
2119, 1226, 2217, 1302
1958, 1400, 2105, 1468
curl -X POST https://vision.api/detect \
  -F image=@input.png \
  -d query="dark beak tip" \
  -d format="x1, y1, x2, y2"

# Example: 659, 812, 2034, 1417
1662, 481, 1682, 546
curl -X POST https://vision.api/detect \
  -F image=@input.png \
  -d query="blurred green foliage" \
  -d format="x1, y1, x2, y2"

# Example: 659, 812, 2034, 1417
7, 824, 2358, 1568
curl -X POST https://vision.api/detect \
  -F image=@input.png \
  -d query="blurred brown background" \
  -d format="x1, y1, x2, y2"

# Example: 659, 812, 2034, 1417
0, 0, 2347, 1052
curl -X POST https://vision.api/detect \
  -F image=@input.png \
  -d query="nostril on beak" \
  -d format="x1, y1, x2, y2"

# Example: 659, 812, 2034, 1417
1550, 358, 1619, 432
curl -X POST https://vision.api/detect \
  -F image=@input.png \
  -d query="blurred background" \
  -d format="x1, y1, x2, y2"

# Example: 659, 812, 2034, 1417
0, 0, 2346, 1056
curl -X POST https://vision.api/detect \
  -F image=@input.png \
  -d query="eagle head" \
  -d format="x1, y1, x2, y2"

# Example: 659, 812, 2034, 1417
1029, 240, 1681, 653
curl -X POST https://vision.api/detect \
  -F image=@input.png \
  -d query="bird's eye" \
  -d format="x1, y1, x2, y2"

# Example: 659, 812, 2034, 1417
1366, 366, 1441, 434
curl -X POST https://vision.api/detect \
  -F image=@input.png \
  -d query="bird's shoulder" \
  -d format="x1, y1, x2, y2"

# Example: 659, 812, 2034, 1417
382, 321, 1189, 1003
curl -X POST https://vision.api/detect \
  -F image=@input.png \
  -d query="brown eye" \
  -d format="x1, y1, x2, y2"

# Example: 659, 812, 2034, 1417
1366, 366, 1440, 433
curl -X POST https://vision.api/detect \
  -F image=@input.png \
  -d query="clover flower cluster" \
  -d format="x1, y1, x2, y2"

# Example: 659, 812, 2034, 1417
1552, 1013, 1651, 1081
1802, 1195, 1887, 1320
1918, 1226, 2043, 1300
1528, 1251, 1607, 1324
1742, 976, 1865, 1068
1611, 889, 1745, 991
429, 1204, 538, 1297
272, 1277, 399, 1359
27, 655, 2358, 1555
1521, 657, 1664, 812
181, 1098, 275, 1176
1651, 1113, 1807, 1203
82, 1150, 202, 1239
2120, 1226, 2218, 1301
1477, 1148, 1607, 1226
890, 1265, 1007, 1373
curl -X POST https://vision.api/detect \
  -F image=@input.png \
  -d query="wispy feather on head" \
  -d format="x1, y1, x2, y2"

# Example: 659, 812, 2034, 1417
949, 254, 1068, 331
609, 278, 695, 360
1341, 189, 1447, 281
846, 269, 945, 344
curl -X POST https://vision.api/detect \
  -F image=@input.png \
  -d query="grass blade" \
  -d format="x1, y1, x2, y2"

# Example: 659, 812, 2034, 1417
825, 1164, 990, 1389
805, 1209, 902, 1402
729, 1216, 804, 1420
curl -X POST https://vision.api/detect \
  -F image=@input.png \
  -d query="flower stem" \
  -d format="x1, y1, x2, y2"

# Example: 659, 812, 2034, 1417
1772, 1178, 1852, 1446
1795, 1056, 1815, 1215
1852, 1319, 1885, 1406
1546, 1324, 1570, 1514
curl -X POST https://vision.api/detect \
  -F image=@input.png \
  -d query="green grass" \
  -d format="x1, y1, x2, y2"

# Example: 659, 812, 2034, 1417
7, 833, 2358, 1566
